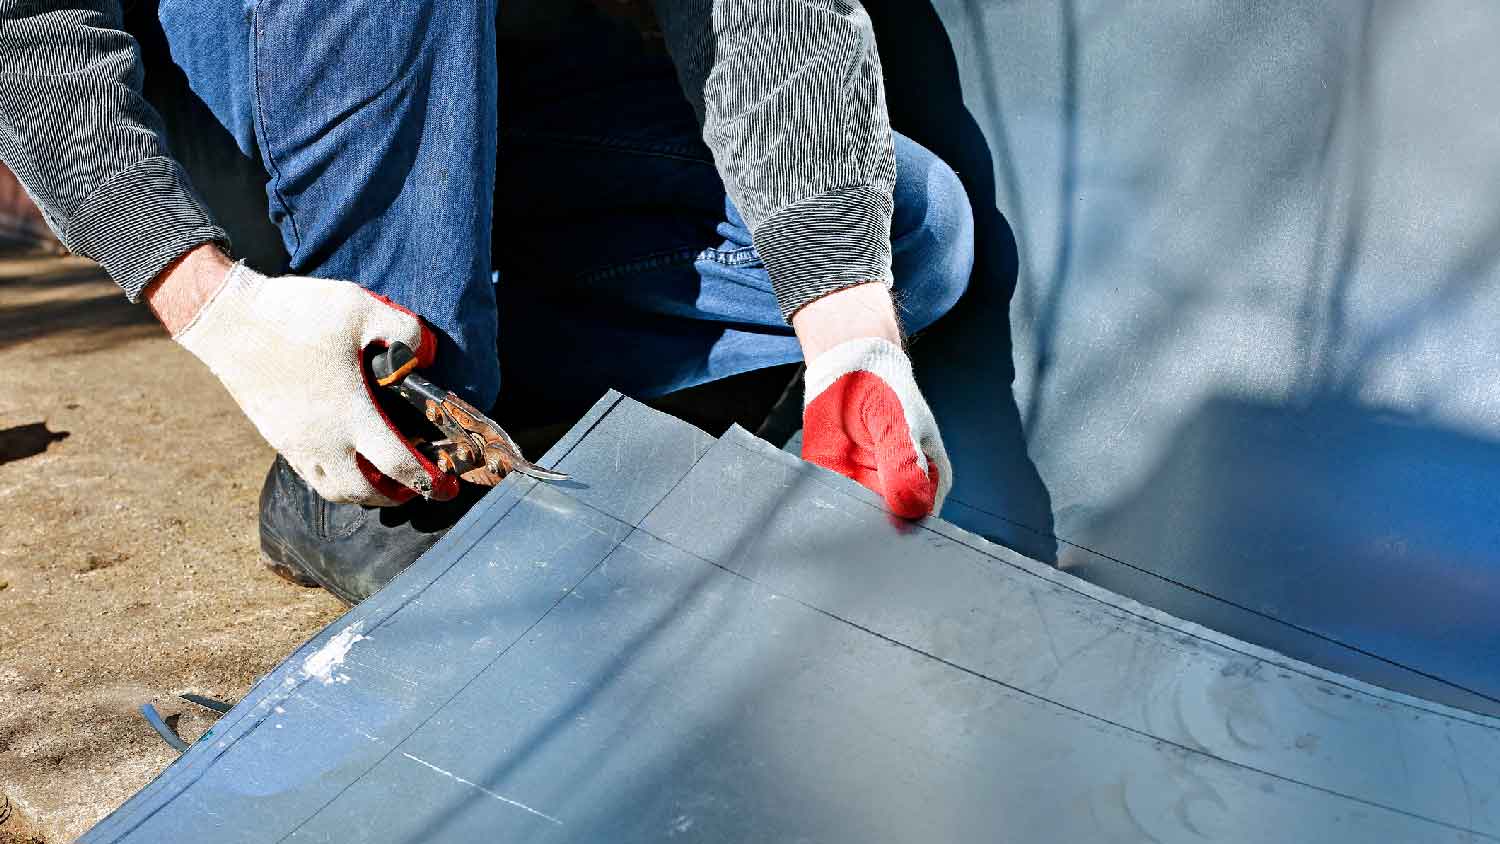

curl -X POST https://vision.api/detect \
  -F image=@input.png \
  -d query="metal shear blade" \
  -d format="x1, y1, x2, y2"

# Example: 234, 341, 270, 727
372, 342, 569, 486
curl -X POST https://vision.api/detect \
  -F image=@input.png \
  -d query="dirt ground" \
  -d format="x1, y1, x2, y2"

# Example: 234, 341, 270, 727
0, 255, 345, 842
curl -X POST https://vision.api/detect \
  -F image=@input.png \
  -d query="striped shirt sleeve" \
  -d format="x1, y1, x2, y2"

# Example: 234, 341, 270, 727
0, 1, 227, 301
656, 0, 898, 320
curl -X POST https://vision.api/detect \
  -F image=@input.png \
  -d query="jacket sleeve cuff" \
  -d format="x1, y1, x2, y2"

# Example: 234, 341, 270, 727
62, 156, 231, 302
751, 184, 895, 321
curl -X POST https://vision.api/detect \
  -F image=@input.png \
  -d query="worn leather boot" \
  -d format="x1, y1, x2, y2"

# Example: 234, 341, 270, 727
258, 455, 484, 605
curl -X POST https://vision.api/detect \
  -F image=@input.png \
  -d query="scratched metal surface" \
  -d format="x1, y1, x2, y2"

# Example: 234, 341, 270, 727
82, 394, 1499, 842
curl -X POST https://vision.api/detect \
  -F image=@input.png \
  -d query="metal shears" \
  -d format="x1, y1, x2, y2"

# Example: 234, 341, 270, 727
371, 342, 569, 487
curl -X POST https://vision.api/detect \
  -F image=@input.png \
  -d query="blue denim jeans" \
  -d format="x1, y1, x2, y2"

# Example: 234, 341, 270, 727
159, 2, 973, 419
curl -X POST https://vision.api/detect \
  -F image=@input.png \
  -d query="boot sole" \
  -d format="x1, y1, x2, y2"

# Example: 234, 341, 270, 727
259, 531, 323, 589
261, 531, 361, 606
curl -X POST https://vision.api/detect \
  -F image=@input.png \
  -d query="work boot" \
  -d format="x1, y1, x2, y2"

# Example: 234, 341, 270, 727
258, 455, 484, 605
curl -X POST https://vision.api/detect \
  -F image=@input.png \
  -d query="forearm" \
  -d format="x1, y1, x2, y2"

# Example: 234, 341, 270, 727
144, 243, 235, 334
0, 1, 227, 299
792, 281, 901, 363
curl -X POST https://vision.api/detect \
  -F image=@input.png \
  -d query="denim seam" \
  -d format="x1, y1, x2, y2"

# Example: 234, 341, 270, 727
248, 0, 302, 255
500, 129, 714, 165
573, 246, 704, 287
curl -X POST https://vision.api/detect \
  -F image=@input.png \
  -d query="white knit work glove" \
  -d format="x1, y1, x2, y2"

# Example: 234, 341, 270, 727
802, 337, 953, 519
175, 262, 457, 506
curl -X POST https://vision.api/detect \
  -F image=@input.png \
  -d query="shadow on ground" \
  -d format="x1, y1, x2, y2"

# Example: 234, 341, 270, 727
0, 256, 157, 356
0, 423, 70, 466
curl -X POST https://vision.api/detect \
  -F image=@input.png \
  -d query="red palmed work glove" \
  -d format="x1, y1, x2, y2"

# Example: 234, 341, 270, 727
174, 262, 457, 506
802, 337, 952, 519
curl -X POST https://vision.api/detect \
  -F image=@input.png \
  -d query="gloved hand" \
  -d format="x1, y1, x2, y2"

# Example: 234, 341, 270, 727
174, 262, 457, 506
802, 337, 952, 519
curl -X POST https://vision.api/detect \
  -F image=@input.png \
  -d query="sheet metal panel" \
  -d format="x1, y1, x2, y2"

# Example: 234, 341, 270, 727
83, 396, 1500, 843
656, 428, 1500, 837
81, 394, 702, 843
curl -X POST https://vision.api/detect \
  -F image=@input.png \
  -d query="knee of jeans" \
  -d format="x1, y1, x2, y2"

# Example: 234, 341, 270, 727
895, 158, 975, 334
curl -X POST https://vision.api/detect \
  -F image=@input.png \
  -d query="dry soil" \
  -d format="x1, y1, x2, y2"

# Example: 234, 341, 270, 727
0, 254, 345, 842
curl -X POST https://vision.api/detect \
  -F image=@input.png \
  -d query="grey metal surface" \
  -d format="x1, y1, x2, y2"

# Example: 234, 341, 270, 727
84, 395, 1500, 843
865, 1, 1500, 715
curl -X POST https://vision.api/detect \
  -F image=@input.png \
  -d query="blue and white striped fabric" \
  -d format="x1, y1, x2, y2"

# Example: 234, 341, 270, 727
0, 2, 227, 300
